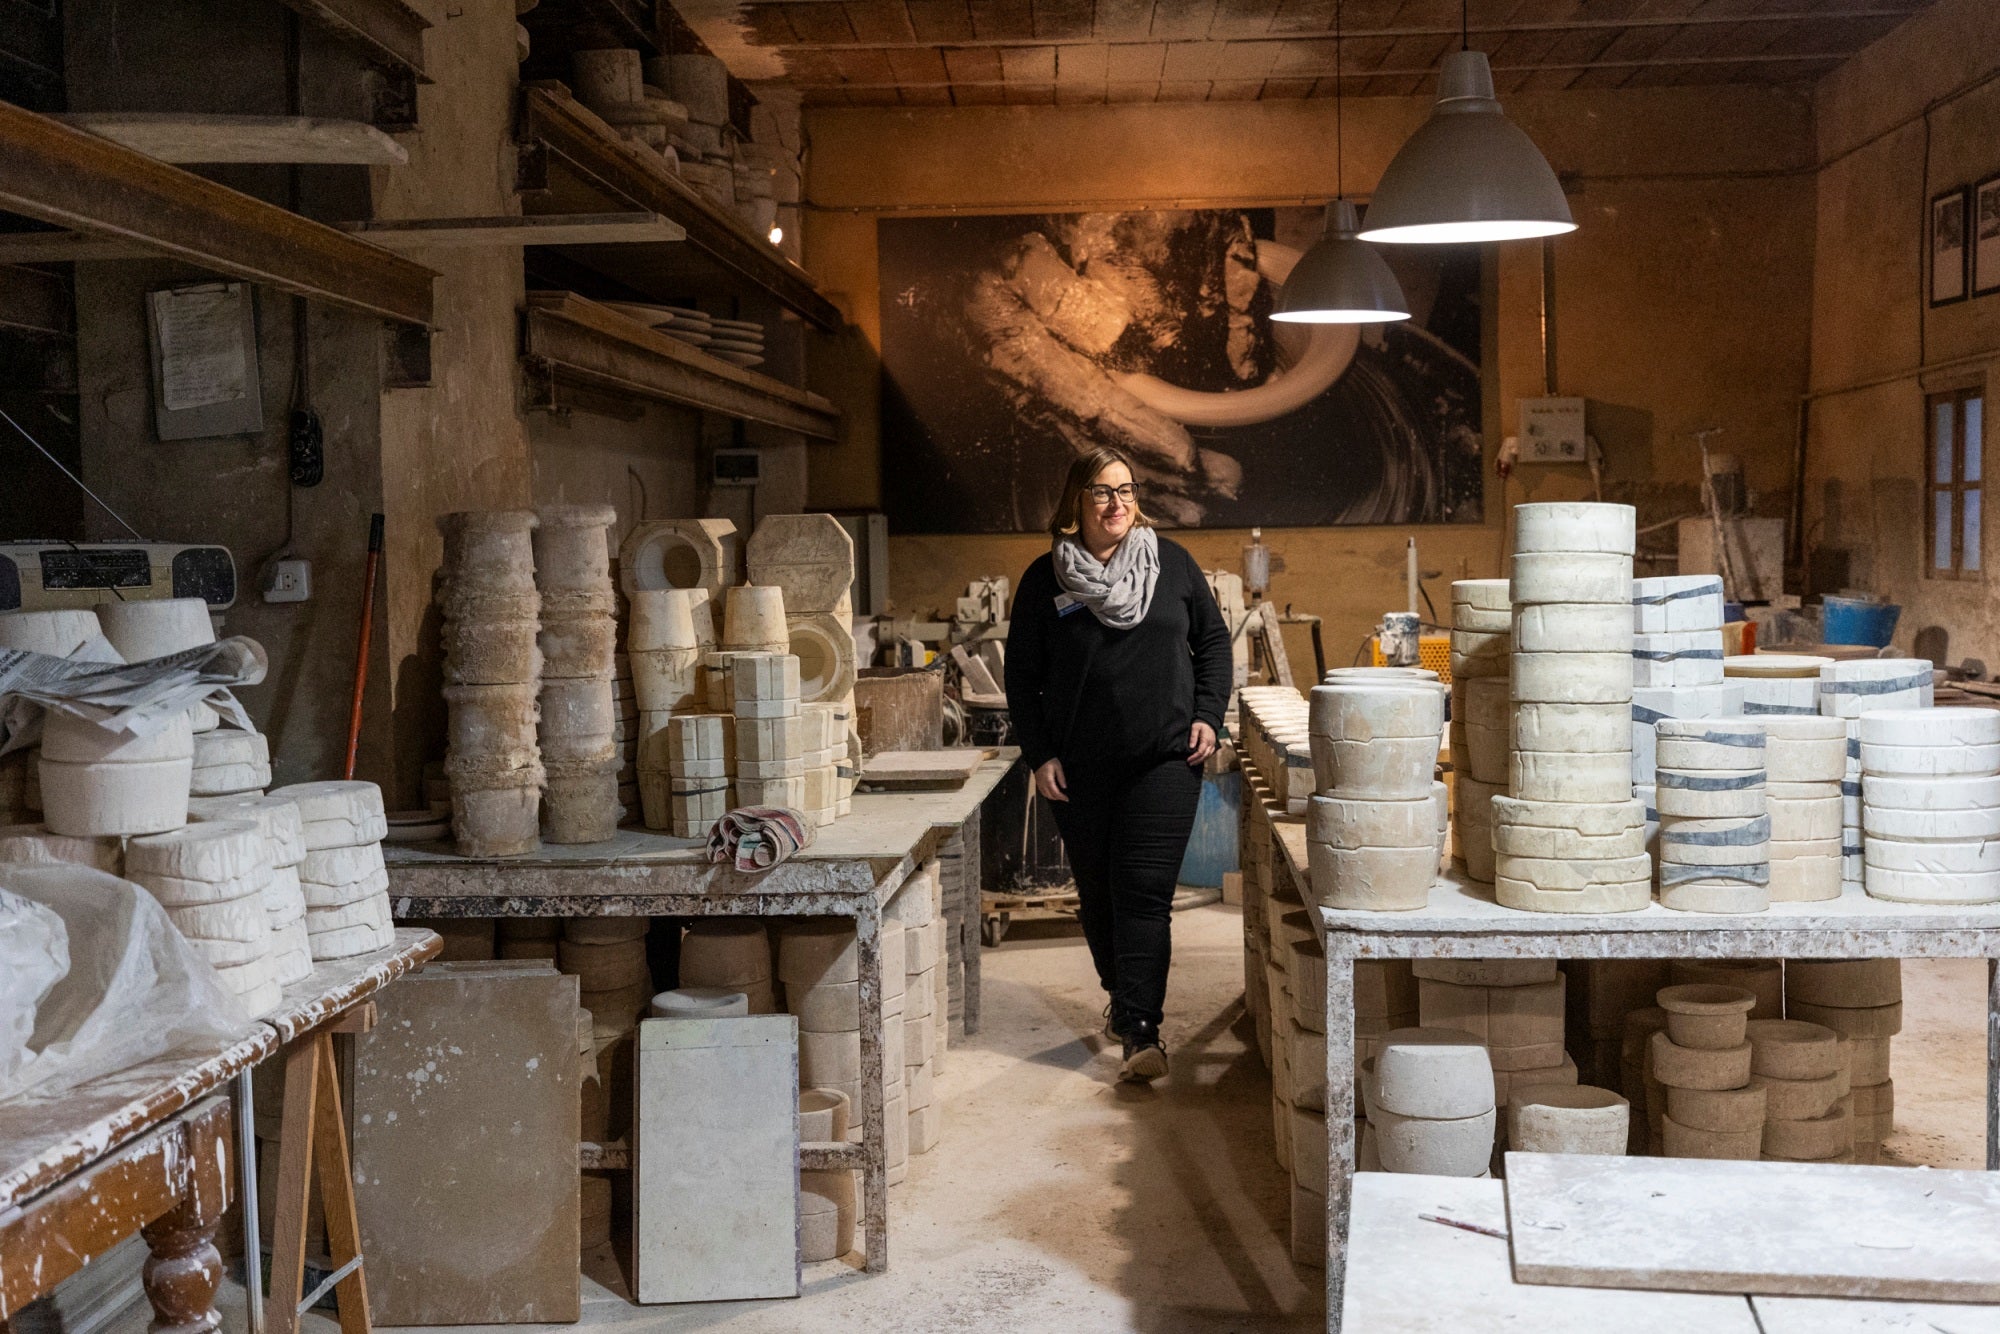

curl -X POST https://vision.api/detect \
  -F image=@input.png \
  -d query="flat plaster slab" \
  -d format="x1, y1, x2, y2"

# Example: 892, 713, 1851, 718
1505, 1152, 2000, 1302
1342, 1173, 1757, 1332
1753, 1295, 2000, 1331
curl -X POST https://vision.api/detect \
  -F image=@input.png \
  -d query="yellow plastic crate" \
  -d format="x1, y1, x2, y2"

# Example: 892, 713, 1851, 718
1370, 633, 1453, 684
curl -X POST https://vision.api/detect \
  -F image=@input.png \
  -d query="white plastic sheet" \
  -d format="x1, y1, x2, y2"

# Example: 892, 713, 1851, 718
0, 862, 253, 1102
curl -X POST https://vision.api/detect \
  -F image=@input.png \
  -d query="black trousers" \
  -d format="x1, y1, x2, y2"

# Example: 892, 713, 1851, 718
1050, 754, 1203, 1031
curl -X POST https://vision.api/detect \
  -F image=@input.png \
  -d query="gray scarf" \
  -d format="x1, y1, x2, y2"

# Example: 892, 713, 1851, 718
1052, 525, 1160, 630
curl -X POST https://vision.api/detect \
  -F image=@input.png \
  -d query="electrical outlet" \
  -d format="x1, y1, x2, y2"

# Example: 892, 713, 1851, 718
265, 559, 311, 603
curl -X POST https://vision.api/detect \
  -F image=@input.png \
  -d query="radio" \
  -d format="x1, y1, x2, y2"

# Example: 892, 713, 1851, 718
0, 542, 237, 612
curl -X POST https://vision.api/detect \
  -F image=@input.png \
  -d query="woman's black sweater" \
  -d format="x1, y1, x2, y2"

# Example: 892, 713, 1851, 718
1004, 535, 1233, 773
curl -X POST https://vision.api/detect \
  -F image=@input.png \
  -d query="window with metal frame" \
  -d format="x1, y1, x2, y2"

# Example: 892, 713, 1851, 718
1928, 387, 1984, 578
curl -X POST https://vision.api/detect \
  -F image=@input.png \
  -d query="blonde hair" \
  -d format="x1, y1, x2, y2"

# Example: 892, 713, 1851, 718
1048, 446, 1154, 539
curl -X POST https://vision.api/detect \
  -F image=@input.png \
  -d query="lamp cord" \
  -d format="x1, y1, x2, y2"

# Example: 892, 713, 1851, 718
1334, 0, 1343, 202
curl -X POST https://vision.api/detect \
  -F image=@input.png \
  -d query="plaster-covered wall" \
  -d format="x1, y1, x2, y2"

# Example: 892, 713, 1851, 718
1803, 0, 2000, 666
801, 85, 1816, 666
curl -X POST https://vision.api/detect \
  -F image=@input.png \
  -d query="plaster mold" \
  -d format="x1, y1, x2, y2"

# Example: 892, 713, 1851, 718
1508, 1084, 1629, 1156
37, 756, 191, 836
1508, 553, 1630, 605
1513, 503, 1636, 555
619, 519, 735, 601
745, 514, 855, 615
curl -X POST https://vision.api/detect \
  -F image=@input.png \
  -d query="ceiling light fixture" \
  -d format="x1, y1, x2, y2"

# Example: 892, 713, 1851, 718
1273, 0, 1410, 324
1357, 0, 1575, 245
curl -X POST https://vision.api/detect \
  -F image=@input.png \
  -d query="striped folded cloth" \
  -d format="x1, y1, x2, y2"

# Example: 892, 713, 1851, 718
707, 806, 814, 871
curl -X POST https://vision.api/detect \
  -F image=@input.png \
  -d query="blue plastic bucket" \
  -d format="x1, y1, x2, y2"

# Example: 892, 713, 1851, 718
1178, 769, 1241, 888
1822, 595, 1901, 648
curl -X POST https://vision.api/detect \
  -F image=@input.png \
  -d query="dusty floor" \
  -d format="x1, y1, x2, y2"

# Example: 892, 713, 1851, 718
196, 905, 1986, 1333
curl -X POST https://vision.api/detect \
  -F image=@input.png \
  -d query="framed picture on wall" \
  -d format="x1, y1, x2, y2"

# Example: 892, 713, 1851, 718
1975, 175, 2000, 297
1932, 186, 1970, 306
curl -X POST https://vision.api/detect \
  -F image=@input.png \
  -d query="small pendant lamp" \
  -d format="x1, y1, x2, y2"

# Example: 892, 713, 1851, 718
1357, 2, 1575, 245
1273, 0, 1409, 324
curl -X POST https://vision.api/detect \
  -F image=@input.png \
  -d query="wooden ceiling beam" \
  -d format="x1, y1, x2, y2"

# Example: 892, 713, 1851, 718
273, 0, 431, 79
0, 101, 434, 327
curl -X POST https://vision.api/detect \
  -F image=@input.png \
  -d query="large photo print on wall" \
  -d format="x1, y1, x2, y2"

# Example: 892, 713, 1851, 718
877, 207, 1483, 534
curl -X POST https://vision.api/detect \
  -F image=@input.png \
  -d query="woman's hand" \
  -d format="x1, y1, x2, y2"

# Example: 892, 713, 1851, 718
1186, 720, 1217, 766
1034, 757, 1069, 802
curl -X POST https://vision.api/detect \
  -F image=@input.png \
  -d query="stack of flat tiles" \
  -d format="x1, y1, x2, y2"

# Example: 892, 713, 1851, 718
1785, 960, 1898, 1162
36, 707, 193, 839
437, 510, 543, 857
1629, 576, 1738, 847
1362, 1027, 1496, 1176
1654, 718, 1769, 913
1819, 658, 1933, 889
1859, 706, 2000, 905
1305, 680, 1446, 911
127, 820, 282, 1015
1654, 982, 1764, 1161
1416, 959, 1574, 1114
1502, 503, 1647, 913
611, 656, 639, 818
272, 780, 392, 959
186, 792, 313, 985
1448, 579, 1509, 883
662, 713, 729, 838
189, 726, 271, 797
1745, 1018, 1852, 1164
536, 504, 621, 843
889, 860, 947, 1155
801, 703, 842, 828
734, 652, 804, 809
1759, 716, 1847, 902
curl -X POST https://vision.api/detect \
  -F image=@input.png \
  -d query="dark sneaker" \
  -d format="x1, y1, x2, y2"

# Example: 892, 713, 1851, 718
1119, 1021, 1168, 1083
1102, 1002, 1126, 1042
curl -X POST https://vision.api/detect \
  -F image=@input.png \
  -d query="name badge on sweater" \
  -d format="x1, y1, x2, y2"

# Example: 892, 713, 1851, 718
1054, 593, 1085, 617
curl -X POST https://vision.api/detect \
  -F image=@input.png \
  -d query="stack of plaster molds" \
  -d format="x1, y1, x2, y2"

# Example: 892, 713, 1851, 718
0, 610, 125, 823
1669, 958, 1783, 1017
682, 919, 778, 1013
1629, 576, 1739, 840
801, 703, 842, 828
1654, 717, 1770, 913
1784, 960, 1897, 1162
1745, 1018, 1852, 1164
1859, 706, 2000, 905
1241, 685, 1313, 814
1651, 982, 1762, 1159
798, 1090, 856, 1262
1502, 503, 1647, 913
497, 918, 560, 960
186, 792, 313, 985
1563, 960, 1668, 1092
190, 726, 271, 796
776, 916, 909, 1178
629, 588, 704, 833
1415, 959, 1573, 1113
271, 780, 392, 959
618, 519, 732, 632
127, 820, 282, 1015
37, 705, 193, 838
733, 652, 804, 810
611, 656, 639, 817
1759, 716, 1847, 902
0, 825, 124, 873
1448, 579, 1509, 882
561, 917, 653, 1034
438, 511, 543, 857
1820, 658, 1933, 889
747, 514, 858, 709
1266, 908, 1315, 1167
661, 713, 729, 838
890, 860, 946, 1154
1305, 680, 1445, 911
1507, 1085, 1629, 1156
1622, 1006, 1669, 1153
1363, 1027, 1496, 1176
1725, 653, 1832, 719
536, 505, 621, 844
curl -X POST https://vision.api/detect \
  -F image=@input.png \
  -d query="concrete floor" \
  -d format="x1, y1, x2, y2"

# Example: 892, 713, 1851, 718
198, 905, 1987, 1333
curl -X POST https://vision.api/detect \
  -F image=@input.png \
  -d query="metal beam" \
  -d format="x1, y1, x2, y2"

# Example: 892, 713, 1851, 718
342, 212, 686, 248
517, 85, 842, 332
523, 291, 839, 440
54, 113, 408, 165
273, 0, 431, 80
0, 101, 434, 327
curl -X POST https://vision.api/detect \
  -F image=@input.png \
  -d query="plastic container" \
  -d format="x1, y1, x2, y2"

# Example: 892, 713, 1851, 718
1822, 595, 1901, 648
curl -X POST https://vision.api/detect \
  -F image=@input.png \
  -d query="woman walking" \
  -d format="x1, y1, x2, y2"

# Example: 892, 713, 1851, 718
1005, 446, 1233, 1083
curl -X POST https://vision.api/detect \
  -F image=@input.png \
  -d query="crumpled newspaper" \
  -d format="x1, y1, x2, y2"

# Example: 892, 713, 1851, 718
706, 806, 814, 872
0, 635, 266, 754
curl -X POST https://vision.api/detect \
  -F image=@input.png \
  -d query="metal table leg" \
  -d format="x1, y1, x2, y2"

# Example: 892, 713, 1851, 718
235, 1069, 264, 1334
1323, 949, 1355, 1332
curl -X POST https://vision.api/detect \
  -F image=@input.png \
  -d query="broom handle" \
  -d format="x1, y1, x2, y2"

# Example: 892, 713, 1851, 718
344, 513, 384, 781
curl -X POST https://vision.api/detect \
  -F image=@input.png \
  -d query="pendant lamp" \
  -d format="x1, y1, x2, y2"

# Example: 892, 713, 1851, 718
1273, 0, 1409, 324
1357, 5, 1575, 245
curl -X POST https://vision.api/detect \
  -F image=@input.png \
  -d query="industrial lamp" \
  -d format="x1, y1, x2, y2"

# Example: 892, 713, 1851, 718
1357, 3, 1575, 245
1272, 0, 1409, 324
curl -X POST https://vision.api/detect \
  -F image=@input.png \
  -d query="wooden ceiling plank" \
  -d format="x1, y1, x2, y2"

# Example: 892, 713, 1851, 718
1150, 0, 1220, 40
843, 0, 920, 44
1094, 0, 1158, 38
905, 0, 978, 40
970, 0, 1038, 40
1033, 0, 1098, 39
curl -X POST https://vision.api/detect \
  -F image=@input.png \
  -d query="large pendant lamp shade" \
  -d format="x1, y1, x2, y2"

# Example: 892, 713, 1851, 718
1273, 201, 1409, 324
1357, 50, 1575, 245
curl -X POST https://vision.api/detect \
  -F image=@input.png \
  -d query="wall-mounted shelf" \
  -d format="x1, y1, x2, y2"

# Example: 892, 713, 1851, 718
516, 85, 841, 333
273, 0, 431, 82
523, 290, 838, 440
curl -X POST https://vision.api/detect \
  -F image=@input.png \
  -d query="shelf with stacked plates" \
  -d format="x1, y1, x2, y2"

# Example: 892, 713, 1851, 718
522, 290, 838, 440
516, 82, 840, 333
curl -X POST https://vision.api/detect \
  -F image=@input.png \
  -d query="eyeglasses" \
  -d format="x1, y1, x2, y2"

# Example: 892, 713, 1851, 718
1085, 484, 1137, 506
